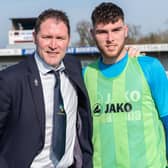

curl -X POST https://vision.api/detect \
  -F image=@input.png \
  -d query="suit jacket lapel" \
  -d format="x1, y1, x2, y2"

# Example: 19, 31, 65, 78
26, 55, 45, 143
63, 56, 86, 95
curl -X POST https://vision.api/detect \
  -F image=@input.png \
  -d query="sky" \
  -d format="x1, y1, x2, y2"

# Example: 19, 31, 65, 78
0, 0, 168, 48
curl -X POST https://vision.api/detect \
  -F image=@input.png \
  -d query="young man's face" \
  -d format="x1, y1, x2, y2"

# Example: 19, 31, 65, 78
92, 19, 128, 64
33, 18, 70, 67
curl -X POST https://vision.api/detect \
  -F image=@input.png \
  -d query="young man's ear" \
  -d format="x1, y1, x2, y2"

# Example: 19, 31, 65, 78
124, 25, 128, 38
90, 28, 95, 38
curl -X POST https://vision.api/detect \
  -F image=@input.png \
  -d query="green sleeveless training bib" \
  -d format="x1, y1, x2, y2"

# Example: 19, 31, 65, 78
84, 57, 166, 168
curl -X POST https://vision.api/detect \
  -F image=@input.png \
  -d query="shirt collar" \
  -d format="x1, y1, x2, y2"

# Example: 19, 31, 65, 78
99, 52, 128, 65
34, 52, 65, 75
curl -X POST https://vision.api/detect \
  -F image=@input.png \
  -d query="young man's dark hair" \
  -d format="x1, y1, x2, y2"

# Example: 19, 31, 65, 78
91, 2, 124, 26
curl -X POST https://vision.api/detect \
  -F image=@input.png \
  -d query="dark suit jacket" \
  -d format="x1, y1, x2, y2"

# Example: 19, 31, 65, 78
0, 55, 93, 168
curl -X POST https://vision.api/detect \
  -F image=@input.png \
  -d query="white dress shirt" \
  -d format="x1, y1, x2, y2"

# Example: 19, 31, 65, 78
31, 53, 78, 168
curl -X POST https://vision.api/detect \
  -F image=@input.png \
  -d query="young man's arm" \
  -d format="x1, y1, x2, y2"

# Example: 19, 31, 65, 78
138, 56, 168, 159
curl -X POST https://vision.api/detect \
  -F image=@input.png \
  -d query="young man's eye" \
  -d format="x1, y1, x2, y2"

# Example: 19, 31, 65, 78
112, 27, 123, 32
96, 30, 107, 35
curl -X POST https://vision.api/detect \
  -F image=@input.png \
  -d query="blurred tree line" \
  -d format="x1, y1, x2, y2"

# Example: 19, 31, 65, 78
74, 20, 168, 47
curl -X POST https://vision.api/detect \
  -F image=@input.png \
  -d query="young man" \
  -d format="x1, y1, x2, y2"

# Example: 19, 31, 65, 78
0, 9, 93, 168
84, 2, 168, 168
